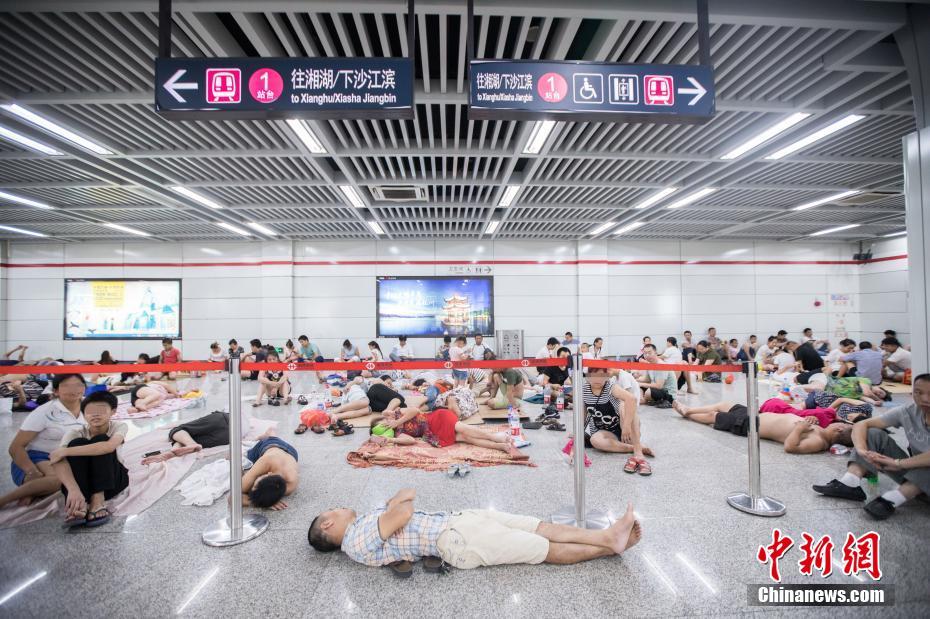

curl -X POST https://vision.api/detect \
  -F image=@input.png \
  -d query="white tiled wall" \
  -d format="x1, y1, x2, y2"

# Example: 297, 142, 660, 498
859, 237, 909, 344
0, 238, 906, 361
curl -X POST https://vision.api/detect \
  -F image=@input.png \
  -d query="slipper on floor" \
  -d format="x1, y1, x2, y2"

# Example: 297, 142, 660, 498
297, 395, 308, 406
294, 424, 308, 435
623, 457, 640, 474
636, 458, 652, 476
423, 556, 449, 574
62, 513, 87, 529
310, 424, 325, 434
386, 560, 413, 579
85, 508, 111, 528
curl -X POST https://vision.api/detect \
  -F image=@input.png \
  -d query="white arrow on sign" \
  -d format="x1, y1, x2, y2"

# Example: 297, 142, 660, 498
677, 77, 707, 106
163, 69, 198, 103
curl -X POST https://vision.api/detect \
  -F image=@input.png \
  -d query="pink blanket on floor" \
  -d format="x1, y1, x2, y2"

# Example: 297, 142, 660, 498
347, 439, 536, 471
0, 418, 277, 528
112, 397, 199, 420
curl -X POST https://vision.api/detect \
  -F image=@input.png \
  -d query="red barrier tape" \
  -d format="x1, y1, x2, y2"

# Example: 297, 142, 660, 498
1, 362, 224, 375
583, 358, 743, 373
240, 358, 568, 372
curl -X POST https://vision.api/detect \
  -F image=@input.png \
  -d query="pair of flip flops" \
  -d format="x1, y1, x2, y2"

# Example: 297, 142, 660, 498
386, 556, 448, 579
294, 423, 327, 435
328, 420, 355, 436
63, 508, 111, 529
297, 395, 309, 406
447, 463, 471, 478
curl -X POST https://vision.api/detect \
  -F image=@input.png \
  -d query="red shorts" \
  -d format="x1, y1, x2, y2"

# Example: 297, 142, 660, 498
427, 408, 459, 447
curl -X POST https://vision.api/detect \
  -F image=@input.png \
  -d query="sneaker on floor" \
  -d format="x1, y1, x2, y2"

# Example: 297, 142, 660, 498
812, 479, 866, 502
864, 497, 896, 520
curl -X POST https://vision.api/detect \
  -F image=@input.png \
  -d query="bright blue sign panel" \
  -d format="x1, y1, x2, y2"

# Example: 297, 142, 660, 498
469, 60, 714, 123
155, 57, 414, 119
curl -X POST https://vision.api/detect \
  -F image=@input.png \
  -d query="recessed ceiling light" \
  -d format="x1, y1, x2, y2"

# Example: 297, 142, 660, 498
339, 185, 365, 208
367, 220, 385, 235
720, 112, 810, 160
791, 190, 860, 211
485, 220, 501, 235
170, 186, 224, 209
809, 223, 860, 237
0, 189, 53, 209
216, 222, 250, 236
285, 119, 326, 154
1, 103, 113, 155
498, 185, 520, 207
0, 125, 63, 155
590, 221, 617, 235
0, 224, 46, 237
103, 223, 151, 237
633, 187, 678, 209
523, 120, 556, 154
765, 114, 866, 160
882, 230, 906, 237
246, 222, 277, 236
613, 221, 646, 235
665, 187, 716, 209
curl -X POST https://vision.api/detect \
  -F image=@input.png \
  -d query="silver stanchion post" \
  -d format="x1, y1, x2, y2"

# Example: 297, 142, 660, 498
551, 353, 610, 529
726, 362, 786, 517
203, 353, 269, 546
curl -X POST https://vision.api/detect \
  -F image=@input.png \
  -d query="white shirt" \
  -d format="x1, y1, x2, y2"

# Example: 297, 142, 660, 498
392, 344, 414, 359
19, 399, 85, 454
610, 370, 640, 400
824, 348, 844, 371
661, 346, 682, 363
773, 351, 795, 371
591, 346, 604, 359
886, 347, 911, 370
470, 343, 487, 360
535, 346, 553, 360
755, 344, 774, 363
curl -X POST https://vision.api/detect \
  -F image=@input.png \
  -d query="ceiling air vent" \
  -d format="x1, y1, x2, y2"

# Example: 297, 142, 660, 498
836, 191, 898, 206
371, 186, 428, 202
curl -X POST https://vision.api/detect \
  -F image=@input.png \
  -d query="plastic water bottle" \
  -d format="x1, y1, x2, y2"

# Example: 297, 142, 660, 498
556, 393, 565, 411
324, 395, 332, 409
543, 384, 552, 404
866, 472, 879, 498
508, 406, 520, 437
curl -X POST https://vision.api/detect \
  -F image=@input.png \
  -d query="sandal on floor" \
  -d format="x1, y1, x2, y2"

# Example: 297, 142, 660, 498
85, 508, 111, 528
297, 395, 308, 406
294, 424, 308, 435
310, 424, 325, 434
252, 402, 262, 407
636, 458, 652, 476
423, 556, 450, 574
546, 422, 566, 431
623, 457, 640, 474
386, 560, 413, 579
62, 512, 88, 529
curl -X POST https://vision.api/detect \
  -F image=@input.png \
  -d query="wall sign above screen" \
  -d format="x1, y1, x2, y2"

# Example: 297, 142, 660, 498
64, 279, 181, 340
376, 276, 494, 338
155, 57, 415, 120
469, 60, 715, 124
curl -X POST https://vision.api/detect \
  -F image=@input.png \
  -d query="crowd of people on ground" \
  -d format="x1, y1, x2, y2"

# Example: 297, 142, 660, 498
0, 323, 925, 571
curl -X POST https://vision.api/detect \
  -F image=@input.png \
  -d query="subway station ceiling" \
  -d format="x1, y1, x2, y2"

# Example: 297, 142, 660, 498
0, 0, 918, 243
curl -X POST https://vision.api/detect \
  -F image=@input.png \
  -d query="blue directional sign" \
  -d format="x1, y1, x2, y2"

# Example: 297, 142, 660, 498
155, 57, 414, 120
469, 60, 714, 123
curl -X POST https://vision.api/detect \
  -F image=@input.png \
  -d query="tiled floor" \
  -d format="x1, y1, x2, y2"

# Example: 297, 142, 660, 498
0, 373, 927, 618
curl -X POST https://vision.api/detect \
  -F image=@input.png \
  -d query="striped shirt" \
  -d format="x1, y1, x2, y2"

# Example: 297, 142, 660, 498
582, 380, 626, 437
341, 507, 450, 566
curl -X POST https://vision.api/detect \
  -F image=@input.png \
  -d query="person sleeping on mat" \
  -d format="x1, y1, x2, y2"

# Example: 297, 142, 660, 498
672, 400, 854, 454
127, 380, 182, 414
307, 488, 642, 571
369, 407, 527, 459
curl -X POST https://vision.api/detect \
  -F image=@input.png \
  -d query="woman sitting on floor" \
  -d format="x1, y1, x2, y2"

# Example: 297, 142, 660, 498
583, 366, 654, 475
254, 349, 291, 407
0, 374, 87, 510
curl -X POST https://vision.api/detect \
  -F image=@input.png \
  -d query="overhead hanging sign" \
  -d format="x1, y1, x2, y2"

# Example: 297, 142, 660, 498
468, 60, 714, 124
155, 57, 415, 120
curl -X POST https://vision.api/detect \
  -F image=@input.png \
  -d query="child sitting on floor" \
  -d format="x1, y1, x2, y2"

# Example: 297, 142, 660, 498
50, 390, 129, 528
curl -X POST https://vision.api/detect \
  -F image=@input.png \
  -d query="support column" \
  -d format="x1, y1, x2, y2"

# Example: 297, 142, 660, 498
897, 5, 930, 372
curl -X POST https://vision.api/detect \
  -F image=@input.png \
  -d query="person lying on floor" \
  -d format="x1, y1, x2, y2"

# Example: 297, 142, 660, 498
308, 488, 642, 569
813, 374, 930, 520
808, 376, 889, 408
805, 388, 874, 423
241, 433, 299, 510
672, 400, 852, 454
141, 410, 250, 464
371, 407, 525, 458
584, 367, 653, 475
253, 349, 292, 407
127, 380, 181, 414
411, 378, 479, 421
635, 344, 675, 408
0, 374, 86, 510
51, 390, 128, 527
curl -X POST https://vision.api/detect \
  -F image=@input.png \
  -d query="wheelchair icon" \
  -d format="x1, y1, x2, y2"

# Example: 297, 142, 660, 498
572, 74, 603, 104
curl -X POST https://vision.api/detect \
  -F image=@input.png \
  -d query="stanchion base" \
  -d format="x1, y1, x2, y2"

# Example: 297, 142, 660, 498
202, 514, 269, 547
726, 492, 786, 517
549, 505, 612, 529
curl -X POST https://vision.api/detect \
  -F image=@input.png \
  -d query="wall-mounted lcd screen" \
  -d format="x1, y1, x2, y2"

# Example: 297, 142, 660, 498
376, 276, 494, 338
64, 279, 181, 340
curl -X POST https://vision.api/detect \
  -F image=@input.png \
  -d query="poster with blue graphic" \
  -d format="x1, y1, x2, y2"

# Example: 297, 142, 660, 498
64, 279, 181, 340
376, 276, 494, 337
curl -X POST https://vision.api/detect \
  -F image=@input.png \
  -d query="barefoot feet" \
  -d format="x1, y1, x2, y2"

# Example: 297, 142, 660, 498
606, 503, 638, 555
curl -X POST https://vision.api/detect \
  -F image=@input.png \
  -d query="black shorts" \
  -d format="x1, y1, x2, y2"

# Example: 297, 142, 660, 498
130, 384, 145, 405
713, 405, 750, 437
168, 411, 229, 448
584, 426, 621, 448
367, 383, 405, 412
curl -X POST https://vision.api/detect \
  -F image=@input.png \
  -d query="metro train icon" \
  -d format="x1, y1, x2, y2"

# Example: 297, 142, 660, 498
644, 75, 674, 106
205, 68, 241, 104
